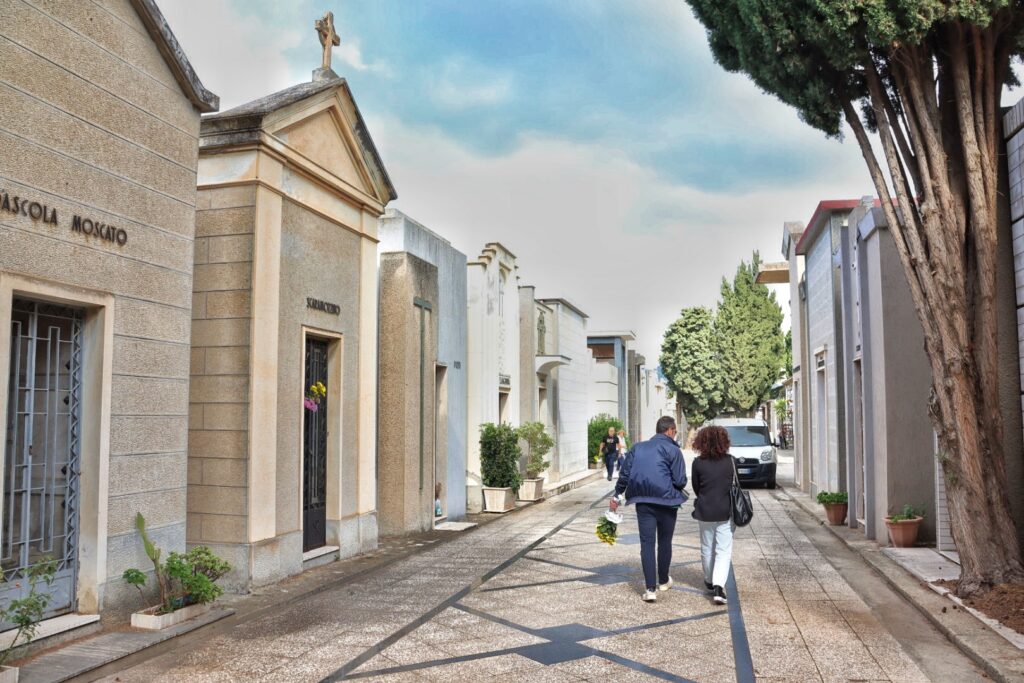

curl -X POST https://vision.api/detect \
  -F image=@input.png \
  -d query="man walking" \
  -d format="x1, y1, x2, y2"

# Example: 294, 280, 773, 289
611, 416, 687, 602
601, 426, 619, 481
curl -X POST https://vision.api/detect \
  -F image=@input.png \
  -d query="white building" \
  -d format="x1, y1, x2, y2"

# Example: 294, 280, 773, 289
465, 243, 520, 512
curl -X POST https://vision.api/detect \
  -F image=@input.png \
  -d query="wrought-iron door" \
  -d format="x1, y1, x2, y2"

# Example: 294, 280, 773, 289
3, 299, 82, 619
303, 338, 328, 552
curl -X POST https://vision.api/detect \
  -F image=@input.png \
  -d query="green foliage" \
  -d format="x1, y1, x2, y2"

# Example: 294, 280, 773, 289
715, 253, 786, 415
816, 491, 849, 505
889, 504, 924, 522
517, 422, 554, 479
0, 558, 57, 666
480, 423, 523, 490
588, 414, 624, 464
126, 513, 231, 615
660, 306, 723, 426
784, 329, 793, 378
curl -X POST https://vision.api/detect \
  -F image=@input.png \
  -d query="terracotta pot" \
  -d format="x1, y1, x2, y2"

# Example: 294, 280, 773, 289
518, 478, 545, 502
482, 487, 516, 513
823, 502, 848, 526
886, 516, 924, 547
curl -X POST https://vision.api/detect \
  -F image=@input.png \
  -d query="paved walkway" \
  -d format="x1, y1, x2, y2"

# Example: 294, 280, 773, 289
98, 479, 972, 682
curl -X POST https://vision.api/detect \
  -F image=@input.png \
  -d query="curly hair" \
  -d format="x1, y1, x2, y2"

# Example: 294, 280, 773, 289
693, 425, 730, 460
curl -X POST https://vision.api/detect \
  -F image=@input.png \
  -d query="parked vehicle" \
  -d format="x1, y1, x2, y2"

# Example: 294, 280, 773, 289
707, 417, 778, 489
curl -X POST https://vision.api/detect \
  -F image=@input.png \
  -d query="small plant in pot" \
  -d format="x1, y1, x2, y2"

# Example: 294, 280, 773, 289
517, 422, 553, 502
480, 423, 523, 513
0, 558, 57, 681
886, 504, 925, 548
123, 513, 231, 630
816, 491, 849, 526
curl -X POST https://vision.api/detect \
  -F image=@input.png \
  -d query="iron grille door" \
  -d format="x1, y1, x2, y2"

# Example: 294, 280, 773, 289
303, 338, 328, 552
3, 299, 83, 619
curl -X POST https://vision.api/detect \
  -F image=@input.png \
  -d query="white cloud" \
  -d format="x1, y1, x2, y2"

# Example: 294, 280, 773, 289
433, 58, 515, 110
336, 38, 391, 76
160, 0, 304, 110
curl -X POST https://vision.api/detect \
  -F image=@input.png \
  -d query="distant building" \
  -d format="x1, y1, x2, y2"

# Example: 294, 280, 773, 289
377, 210, 468, 531
465, 243, 521, 512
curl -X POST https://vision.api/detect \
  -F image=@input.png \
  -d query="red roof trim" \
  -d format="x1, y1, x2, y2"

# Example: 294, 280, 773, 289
794, 199, 864, 254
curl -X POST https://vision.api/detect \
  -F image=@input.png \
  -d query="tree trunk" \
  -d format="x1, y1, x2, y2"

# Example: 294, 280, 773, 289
842, 22, 1024, 593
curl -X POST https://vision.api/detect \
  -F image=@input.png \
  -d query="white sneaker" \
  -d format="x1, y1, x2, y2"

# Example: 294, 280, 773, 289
658, 577, 673, 591
642, 590, 657, 602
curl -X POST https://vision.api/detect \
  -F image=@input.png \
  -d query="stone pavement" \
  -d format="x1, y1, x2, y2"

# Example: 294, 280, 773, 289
98, 479, 976, 682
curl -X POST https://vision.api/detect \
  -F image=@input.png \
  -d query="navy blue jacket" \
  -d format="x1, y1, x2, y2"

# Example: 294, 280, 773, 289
614, 433, 688, 506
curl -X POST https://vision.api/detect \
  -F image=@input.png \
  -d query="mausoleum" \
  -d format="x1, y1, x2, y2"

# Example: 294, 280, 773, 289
188, 31, 395, 588
0, 0, 217, 619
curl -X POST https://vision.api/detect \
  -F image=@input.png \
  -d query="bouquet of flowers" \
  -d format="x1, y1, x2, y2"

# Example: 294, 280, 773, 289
304, 381, 327, 412
596, 509, 623, 546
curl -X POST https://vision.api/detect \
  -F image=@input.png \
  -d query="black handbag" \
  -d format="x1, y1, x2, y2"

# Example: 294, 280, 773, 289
730, 456, 754, 527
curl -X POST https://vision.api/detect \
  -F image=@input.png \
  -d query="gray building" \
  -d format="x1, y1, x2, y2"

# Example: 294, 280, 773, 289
377, 210, 468, 527
0, 0, 216, 621
587, 332, 640, 437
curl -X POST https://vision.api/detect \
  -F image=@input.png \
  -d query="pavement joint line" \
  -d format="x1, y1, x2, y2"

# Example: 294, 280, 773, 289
319, 488, 614, 682
725, 567, 755, 683
782, 484, 1024, 683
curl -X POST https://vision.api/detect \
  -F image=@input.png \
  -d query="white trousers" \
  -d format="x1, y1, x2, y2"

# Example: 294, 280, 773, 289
698, 520, 735, 588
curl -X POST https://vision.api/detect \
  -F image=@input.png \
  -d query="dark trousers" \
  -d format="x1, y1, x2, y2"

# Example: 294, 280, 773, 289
604, 454, 616, 479
636, 503, 678, 591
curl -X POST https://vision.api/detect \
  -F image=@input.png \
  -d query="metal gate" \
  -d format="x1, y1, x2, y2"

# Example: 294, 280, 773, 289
303, 338, 328, 552
3, 299, 82, 618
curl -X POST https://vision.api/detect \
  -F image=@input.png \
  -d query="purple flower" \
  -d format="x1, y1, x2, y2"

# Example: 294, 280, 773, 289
304, 398, 318, 412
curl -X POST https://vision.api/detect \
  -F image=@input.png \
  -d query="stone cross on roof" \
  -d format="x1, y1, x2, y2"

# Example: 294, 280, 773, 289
315, 11, 341, 72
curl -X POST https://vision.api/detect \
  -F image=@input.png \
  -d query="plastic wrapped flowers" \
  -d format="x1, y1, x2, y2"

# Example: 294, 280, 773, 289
596, 510, 623, 546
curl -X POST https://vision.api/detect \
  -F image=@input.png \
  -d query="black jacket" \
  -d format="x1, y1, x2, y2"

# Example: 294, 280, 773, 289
614, 434, 688, 506
691, 455, 736, 522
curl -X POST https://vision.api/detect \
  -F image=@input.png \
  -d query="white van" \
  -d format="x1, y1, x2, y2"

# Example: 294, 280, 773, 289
706, 417, 777, 489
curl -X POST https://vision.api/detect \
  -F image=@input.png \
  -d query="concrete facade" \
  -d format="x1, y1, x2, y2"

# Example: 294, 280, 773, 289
537, 299, 590, 482
190, 72, 394, 589
586, 331, 635, 430
0, 0, 216, 617
376, 253, 438, 535
466, 244, 520, 512
638, 368, 676, 441
378, 210, 468, 524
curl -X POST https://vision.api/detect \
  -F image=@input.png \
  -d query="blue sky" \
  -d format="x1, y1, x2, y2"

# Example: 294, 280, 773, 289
162, 0, 873, 359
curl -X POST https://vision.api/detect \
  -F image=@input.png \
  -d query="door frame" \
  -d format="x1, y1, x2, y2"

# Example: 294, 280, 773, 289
0, 274, 113, 615
298, 327, 343, 552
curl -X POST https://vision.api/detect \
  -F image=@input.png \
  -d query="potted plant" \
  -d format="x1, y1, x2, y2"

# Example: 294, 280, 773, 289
517, 422, 553, 501
0, 559, 57, 681
123, 513, 231, 630
886, 504, 925, 547
816, 491, 849, 525
480, 423, 522, 513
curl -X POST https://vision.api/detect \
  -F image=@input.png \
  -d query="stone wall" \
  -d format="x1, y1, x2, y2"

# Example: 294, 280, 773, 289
0, 0, 210, 613
187, 186, 255, 588
549, 304, 589, 480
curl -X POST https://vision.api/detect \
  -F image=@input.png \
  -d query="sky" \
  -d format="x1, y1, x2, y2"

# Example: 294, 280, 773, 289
160, 0, 875, 361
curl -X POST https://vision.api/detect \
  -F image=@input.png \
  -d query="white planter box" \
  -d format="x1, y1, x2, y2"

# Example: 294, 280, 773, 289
518, 478, 545, 502
131, 602, 212, 631
0, 666, 18, 683
482, 487, 516, 513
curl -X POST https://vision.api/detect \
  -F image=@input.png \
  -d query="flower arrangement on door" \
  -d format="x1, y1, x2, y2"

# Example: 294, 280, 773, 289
304, 381, 327, 412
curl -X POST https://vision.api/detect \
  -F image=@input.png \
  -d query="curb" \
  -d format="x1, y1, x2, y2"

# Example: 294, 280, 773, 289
783, 486, 1024, 683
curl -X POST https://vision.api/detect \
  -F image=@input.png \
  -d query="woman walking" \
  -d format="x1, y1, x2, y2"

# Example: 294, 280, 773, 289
691, 425, 737, 605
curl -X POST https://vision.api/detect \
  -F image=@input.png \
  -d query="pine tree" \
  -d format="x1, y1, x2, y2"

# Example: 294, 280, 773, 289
715, 253, 785, 416
659, 306, 723, 427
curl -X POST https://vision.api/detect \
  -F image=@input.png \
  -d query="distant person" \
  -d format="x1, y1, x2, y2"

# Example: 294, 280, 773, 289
610, 416, 687, 603
616, 428, 627, 474
601, 427, 619, 481
691, 424, 737, 605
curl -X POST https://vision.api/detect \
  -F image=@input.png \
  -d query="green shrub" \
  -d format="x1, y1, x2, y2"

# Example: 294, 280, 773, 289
517, 422, 554, 478
588, 414, 625, 463
0, 558, 57, 666
122, 513, 231, 614
889, 504, 924, 522
816, 491, 848, 505
480, 423, 523, 490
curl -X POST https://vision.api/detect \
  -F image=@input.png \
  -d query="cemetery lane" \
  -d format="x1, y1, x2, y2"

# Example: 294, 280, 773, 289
99, 478, 980, 682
